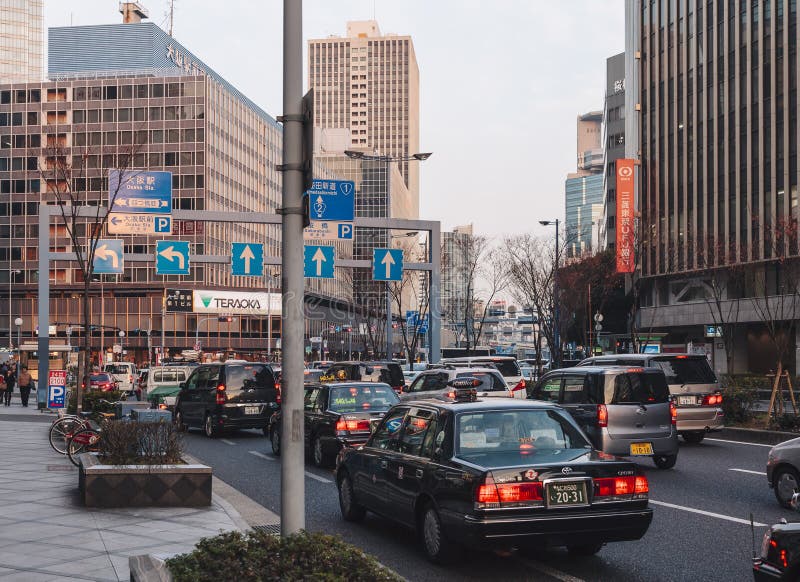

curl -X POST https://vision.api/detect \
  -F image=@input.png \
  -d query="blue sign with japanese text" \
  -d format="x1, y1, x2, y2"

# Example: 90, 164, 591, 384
109, 170, 172, 214
307, 179, 355, 221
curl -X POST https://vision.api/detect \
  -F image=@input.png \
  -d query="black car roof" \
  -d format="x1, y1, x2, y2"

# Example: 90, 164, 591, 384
547, 366, 664, 375
305, 381, 394, 389
399, 398, 561, 413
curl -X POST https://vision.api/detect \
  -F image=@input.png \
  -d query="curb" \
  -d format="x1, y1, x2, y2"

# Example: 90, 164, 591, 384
718, 426, 799, 445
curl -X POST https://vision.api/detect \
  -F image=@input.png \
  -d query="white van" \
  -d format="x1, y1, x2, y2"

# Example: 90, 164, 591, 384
103, 362, 138, 395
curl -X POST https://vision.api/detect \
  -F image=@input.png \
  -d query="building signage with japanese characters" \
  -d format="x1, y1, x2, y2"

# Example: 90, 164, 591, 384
615, 158, 635, 273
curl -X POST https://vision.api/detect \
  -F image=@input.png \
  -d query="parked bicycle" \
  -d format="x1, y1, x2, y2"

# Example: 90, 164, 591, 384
48, 397, 125, 455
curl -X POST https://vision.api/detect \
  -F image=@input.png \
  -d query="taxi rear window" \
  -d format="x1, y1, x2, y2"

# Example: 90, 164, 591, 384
329, 384, 399, 413
456, 371, 505, 392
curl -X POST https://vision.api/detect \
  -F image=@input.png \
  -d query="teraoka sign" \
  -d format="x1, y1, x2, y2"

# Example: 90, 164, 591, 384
192, 290, 282, 316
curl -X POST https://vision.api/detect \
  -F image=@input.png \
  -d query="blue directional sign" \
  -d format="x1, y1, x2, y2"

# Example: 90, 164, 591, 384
307, 179, 355, 221
156, 240, 190, 275
372, 248, 403, 282
93, 239, 124, 274
303, 245, 335, 279
109, 170, 172, 214
231, 242, 263, 277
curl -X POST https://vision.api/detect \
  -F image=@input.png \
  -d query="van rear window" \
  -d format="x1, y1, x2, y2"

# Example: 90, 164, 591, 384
652, 357, 717, 384
612, 373, 670, 404
225, 365, 275, 392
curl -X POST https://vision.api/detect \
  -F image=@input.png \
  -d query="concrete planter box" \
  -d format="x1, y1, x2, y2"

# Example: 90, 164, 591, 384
79, 453, 212, 508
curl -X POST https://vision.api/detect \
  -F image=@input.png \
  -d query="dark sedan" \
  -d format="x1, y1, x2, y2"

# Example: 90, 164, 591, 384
268, 382, 400, 468
335, 398, 653, 563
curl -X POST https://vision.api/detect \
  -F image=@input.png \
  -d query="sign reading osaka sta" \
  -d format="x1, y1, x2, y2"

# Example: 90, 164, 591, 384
192, 290, 281, 316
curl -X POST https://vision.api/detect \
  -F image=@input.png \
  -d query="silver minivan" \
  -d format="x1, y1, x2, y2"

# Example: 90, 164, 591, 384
531, 366, 679, 469
578, 354, 723, 444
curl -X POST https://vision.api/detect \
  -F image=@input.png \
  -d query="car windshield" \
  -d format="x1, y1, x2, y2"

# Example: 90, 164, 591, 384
472, 359, 521, 377
651, 357, 717, 384
455, 409, 590, 461
610, 372, 670, 404
91, 374, 111, 382
104, 365, 130, 375
329, 384, 400, 413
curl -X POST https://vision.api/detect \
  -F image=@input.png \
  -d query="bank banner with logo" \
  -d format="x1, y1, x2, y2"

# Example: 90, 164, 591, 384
192, 290, 281, 316
615, 158, 636, 273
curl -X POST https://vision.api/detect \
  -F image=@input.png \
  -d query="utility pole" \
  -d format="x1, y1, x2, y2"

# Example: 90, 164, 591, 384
278, 0, 305, 537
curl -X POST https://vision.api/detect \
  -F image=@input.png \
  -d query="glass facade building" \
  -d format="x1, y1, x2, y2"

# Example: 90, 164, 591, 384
0, 0, 42, 83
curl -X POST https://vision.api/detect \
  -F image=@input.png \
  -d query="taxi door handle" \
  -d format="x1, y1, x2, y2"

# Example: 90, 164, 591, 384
380, 460, 388, 469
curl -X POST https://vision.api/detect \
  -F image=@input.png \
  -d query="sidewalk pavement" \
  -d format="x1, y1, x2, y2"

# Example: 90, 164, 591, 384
0, 402, 271, 581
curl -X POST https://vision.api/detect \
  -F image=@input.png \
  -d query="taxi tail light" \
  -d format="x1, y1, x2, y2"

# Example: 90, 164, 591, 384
275, 383, 281, 405
594, 475, 648, 500
512, 379, 526, 392
702, 393, 723, 406
669, 400, 677, 425
475, 472, 543, 509
597, 404, 608, 427
216, 384, 227, 405
335, 419, 371, 434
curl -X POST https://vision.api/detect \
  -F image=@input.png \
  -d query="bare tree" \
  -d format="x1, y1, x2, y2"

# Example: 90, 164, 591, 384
469, 248, 508, 350
40, 143, 141, 412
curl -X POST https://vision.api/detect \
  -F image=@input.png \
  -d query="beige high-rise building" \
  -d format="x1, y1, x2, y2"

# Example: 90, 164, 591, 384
308, 20, 421, 217
0, 0, 43, 83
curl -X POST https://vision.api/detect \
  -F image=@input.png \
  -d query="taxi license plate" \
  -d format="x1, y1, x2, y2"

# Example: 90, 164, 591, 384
630, 442, 654, 455
546, 481, 588, 507
678, 395, 696, 406
244, 406, 259, 415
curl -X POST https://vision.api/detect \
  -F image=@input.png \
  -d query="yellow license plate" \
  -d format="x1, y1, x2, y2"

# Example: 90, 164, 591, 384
630, 442, 653, 455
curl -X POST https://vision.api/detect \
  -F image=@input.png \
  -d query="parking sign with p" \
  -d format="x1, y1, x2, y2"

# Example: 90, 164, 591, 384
47, 370, 67, 409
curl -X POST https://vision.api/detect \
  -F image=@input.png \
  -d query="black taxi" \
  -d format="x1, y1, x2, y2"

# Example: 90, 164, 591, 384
268, 382, 399, 468
335, 396, 653, 563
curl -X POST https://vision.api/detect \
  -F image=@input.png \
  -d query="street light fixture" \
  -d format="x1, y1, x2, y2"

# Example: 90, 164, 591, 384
343, 150, 432, 358
14, 317, 22, 351
539, 219, 561, 367
7, 269, 20, 349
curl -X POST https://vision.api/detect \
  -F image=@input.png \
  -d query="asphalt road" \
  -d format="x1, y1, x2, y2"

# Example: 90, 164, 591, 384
183, 430, 796, 582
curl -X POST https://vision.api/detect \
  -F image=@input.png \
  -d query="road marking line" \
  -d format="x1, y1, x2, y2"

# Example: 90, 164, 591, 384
305, 471, 333, 484
248, 450, 275, 461
730, 468, 767, 476
514, 557, 584, 582
706, 438, 773, 448
649, 499, 766, 526
220, 439, 236, 446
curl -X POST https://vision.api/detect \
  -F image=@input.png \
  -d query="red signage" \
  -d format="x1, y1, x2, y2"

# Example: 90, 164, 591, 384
615, 159, 635, 273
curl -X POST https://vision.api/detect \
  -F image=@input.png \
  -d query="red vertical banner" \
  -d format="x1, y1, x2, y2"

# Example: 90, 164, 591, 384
616, 159, 636, 273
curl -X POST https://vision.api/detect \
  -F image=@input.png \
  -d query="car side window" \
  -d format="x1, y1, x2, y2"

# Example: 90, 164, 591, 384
207, 367, 220, 390
370, 408, 407, 451
195, 368, 210, 390
184, 370, 199, 390
304, 387, 320, 410
420, 415, 440, 458
535, 375, 562, 402
561, 375, 587, 404
422, 373, 448, 391
315, 387, 328, 411
409, 375, 426, 393
399, 409, 436, 457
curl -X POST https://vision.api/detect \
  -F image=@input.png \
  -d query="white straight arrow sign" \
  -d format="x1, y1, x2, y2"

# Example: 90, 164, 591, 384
240, 245, 255, 274
312, 247, 327, 276
381, 251, 395, 279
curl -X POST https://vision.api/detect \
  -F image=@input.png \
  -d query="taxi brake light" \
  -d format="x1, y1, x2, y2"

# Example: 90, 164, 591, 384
336, 419, 371, 432
597, 404, 608, 427
634, 475, 649, 494
676, 355, 688, 359
512, 379, 526, 392
670, 401, 677, 425
702, 393, 723, 406
626, 367, 645, 373
216, 384, 226, 405
594, 475, 648, 498
446, 391, 456, 400
781, 549, 788, 568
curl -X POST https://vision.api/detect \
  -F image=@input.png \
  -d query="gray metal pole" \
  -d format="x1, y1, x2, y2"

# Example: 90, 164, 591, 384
430, 222, 441, 363
385, 283, 392, 359
554, 219, 560, 366
385, 159, 392, 359
37, 204, 50, 406
161, 290, 166, 365
280, 0, 305, 537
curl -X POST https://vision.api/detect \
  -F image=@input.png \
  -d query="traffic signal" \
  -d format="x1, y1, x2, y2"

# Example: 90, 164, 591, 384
218, 316, 233, 323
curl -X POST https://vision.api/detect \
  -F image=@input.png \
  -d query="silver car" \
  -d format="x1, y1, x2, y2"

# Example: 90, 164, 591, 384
531, 366, 679, 469
767, 437, 800, 508
401, 367, 517, 401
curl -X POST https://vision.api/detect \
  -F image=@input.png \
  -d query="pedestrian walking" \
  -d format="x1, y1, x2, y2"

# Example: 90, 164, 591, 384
17, 365, 33, 408
2, 364, 14, 406
0, 373, 6, 405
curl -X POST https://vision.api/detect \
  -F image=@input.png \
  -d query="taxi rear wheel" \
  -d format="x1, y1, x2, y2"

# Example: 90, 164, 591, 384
270, 427, 281, 457
174, 410, 187, 432
773, 466, 800, 508
567, 542, 604, 556
682, 431, 705, 444
653, 454, 677, 469
337, 473, 365, 522
312, 435, 333, 468
420, 504, 459, 564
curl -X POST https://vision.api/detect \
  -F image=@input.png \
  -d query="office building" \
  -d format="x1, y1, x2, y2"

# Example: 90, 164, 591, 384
566, 111, 604, 258
0, 0, 43, 83
2, 14, 356, 361
633, 0, 800, 374
602, 52, 626, 251
441, 224, 473, 344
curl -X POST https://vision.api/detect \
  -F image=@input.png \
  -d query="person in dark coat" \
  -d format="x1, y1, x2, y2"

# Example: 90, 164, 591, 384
17, 365, 33, 407
2, 363, 14, 406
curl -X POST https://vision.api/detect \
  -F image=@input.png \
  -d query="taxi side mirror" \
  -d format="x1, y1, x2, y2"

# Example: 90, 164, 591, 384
179, 382, 186, 390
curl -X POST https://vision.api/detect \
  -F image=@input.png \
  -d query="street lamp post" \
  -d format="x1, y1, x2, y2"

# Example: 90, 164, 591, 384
14, 317, 22, 351
539, 219, 560, 367
118, 330, 125, 361
7, 269, 20, 350
344, 150, 431, 359
266, 270, 279, 360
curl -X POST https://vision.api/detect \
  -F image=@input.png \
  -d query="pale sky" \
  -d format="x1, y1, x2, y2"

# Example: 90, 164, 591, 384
44, 1, 624, 239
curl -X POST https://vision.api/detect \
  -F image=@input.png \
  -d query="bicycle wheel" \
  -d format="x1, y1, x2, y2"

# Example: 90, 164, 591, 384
67, 427, 101, 467
49, 417, 85, 455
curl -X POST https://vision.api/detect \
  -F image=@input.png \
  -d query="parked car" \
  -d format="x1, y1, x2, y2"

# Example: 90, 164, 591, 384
173, 361, 278, 438
103, 362, 138, 397
578, 353, 723, 444
323, 361, 405, 393
530, 366, 679, 469
83, 372, 118, 392
268, 381, 400, 467
401, 367, 522, 401
767, 437, 800, 508
146, 366, 194, 410
403, 370, 422, 387
753, 508, 800, 580
335, 398, 653, 563
311, 360, 335, 370
304, 369, 325, 383
440, 356, 526, 394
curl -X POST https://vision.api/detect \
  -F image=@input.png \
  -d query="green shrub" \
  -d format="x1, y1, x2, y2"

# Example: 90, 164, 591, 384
768, 414, 800, 432
166, 530, 402, 582
720, 376, 758, 424
67, 390, 124, 415
99, 420, 183, 465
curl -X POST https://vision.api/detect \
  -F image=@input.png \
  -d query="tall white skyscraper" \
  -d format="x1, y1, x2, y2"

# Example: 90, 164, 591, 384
0, 0, 43, 83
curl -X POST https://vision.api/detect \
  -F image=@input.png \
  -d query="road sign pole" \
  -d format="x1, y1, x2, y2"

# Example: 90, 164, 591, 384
280, 0, 305, 537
